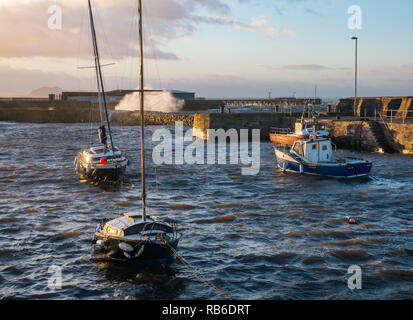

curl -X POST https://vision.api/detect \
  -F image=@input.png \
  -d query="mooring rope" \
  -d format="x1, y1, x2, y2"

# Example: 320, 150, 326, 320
163, 240, 232, 300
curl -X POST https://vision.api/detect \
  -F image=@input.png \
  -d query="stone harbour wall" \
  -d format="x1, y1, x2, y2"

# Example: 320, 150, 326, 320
325, 120, 413, 153
193, 113, 298, 140
387, 123, 413, 152
335, 96, 413, 118
110, 111, 194, 126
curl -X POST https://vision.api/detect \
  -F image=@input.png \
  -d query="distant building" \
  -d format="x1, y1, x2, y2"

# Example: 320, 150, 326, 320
61, 89, 195, 103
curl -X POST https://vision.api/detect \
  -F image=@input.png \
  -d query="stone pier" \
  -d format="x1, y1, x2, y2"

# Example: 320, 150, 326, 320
335, 96, 413, 119
193, 113, 298, 140
325, 120, 413, 153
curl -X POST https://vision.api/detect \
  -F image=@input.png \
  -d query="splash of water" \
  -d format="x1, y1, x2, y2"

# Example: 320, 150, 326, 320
115, 89, 184, 112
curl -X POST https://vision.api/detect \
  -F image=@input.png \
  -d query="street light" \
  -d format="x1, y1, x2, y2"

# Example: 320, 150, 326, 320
352, 36, 358, 117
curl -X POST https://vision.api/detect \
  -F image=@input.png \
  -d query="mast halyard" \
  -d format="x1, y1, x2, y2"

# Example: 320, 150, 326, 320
88, 0, 115, 153
138, 0, 146, 222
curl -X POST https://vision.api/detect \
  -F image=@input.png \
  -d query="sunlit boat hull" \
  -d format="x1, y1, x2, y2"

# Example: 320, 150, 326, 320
274, 147, 372, 179
94, 234, 179, 263
269, 133, 308, 146
75, 157, 127, 182
74, 146, 128, 183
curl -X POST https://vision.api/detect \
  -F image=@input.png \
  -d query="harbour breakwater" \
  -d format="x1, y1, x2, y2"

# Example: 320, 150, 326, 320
0, 98, 224, 121
192, 112, 298, 140
0, 100, 103, 123
0, 102, 195, 125
191, 114, 413, 153
326, 120, 413, 153
111, 111, 194, 126
1, 101, 412, 153
335, 96, 413, 118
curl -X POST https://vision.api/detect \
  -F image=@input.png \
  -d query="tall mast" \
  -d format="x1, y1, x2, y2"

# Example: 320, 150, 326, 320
88, 0, 115, 152
87, 1, 104, 126
138, 0, 146, 221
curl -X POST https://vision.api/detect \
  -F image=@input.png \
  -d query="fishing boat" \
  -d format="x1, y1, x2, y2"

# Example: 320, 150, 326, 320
74, 0, 128, 183
274, 120, 372, 179
270, 104, 330, 146
93, 0, 181, 264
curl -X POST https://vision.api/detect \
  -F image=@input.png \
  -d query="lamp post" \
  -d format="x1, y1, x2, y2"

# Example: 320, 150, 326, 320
352, 36, 358, 117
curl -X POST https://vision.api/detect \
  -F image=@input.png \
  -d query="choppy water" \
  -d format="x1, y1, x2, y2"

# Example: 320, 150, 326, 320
1, 122, 413, 300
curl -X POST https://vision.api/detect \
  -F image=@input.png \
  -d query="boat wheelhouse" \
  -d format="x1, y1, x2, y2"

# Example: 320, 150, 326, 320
270, 118, 330, 146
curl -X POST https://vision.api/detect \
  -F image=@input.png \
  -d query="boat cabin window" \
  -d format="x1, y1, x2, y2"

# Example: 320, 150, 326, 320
312, 144, 317, 150
292, 142, 304, 156
322, 145, 328, 151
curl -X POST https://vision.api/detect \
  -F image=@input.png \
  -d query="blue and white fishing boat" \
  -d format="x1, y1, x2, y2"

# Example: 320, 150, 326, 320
274, 129, 372, 179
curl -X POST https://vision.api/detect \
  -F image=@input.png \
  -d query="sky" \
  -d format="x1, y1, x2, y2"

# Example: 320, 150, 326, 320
0, 0, 412, 98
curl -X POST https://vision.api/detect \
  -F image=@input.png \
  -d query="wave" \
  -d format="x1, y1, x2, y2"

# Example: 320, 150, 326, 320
115, 201, 135, 207
302, 255, 326, 265
213, 202, 244, 209
194, 214, 237, 224
326, 248, 370, 261
168, 204, 197, 210
375, 269, 413, 281
54, 231, 84, 241
321, 238, 371, 247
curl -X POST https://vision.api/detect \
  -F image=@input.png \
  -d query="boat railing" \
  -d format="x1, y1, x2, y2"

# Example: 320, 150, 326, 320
270, 127, 291, 135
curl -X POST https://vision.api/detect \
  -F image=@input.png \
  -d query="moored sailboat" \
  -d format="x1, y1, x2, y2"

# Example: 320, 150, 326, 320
74, 0, 128, 184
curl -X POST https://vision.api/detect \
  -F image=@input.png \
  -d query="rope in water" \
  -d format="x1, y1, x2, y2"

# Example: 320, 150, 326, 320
131, 219, 231, 300
163, 240, 232, 300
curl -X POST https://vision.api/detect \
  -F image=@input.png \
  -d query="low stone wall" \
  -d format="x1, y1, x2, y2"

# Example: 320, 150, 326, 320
0, 105, 101, 123
193, 113, 297, 140
110, 111, 194, 126
183, 99, 224, 111
0, 103, 194, 125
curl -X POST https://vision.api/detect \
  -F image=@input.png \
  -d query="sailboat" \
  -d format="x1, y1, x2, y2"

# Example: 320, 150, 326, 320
93, 0, 181, 263
74, 0, 128, 183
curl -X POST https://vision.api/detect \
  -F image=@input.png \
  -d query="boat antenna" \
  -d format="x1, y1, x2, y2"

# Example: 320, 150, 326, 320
138, 0, 146, 222
88, 0, 115, 153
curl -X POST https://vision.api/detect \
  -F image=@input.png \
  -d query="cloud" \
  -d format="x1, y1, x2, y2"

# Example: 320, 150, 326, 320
0, 0, 229, 60
283, 27, 297, 38
259, 64, 334, 71
265, 27, 279, 39
186, 0, 231, 15
0, 65, 79, 96
196, 15, 287, 39
305, 8, 322, 16
0, 0, 296, 64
